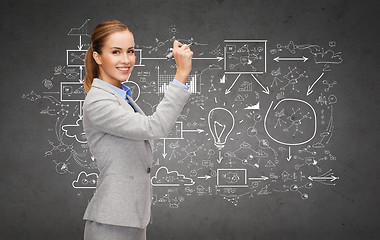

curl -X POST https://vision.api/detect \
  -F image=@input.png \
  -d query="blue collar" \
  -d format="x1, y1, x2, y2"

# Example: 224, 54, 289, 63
95, 78, 132, 99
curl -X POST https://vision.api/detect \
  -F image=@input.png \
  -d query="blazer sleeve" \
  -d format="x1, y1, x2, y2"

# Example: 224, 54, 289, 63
84, 82, 191, 140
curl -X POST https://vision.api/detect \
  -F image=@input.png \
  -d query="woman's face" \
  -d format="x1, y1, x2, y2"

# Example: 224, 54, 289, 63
93, 30, 135, 87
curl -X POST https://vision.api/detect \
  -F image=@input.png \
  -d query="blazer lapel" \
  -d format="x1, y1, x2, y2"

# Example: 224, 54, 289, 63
91, 79, 155, 152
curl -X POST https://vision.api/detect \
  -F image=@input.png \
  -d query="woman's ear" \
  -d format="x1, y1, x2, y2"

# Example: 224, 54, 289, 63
93, 51, 102, 65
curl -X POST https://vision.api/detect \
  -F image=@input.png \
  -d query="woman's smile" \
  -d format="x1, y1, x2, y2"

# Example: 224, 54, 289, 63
116, 66, 131, 74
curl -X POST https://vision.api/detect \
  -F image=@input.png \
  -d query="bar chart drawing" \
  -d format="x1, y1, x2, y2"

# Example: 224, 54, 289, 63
238, 81, 253, 92
158, 74, 200, 94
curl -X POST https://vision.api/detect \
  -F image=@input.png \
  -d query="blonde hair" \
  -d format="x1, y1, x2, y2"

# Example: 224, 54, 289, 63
84, 20, 131, 93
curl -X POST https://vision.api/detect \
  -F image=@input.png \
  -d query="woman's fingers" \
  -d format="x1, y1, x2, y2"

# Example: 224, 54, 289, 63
181, 44, 190, 50
173, 41, 193, 61
173, 40, 192, 51
173, 40, 193, 84
173, 40, 183, 50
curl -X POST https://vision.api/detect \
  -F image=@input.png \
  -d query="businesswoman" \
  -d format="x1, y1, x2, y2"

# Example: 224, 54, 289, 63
82, 20, 192, 240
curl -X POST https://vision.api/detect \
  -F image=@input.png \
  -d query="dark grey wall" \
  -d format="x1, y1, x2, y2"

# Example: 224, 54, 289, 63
1, 0, 379, 239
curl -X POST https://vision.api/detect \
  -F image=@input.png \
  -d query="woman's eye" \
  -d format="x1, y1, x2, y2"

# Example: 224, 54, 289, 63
113, 51, 119, 54
128, 50, 135, 54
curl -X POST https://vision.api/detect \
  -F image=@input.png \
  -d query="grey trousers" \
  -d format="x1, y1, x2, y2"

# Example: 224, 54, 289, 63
84, 220, 146, 240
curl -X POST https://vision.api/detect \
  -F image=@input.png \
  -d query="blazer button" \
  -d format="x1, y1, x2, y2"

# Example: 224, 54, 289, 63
146, 167, 151, 173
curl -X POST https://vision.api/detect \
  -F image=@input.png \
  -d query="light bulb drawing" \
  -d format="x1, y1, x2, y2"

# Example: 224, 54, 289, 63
208, 107, 235, 163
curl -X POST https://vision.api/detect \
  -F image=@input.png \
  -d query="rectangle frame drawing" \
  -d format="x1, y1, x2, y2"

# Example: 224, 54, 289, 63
216, 168, 248, 187
164, 121, 184, 140
224, 40, 267, 74
66, 50, 87, 67
134, 49, 144, 66
60, 82, 86, 102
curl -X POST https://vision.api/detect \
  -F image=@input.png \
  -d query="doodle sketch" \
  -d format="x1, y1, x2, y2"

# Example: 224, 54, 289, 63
23, 19, 342, 207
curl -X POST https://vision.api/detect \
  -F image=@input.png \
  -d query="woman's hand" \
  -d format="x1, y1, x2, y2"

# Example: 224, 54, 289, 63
173, 40, 193, 84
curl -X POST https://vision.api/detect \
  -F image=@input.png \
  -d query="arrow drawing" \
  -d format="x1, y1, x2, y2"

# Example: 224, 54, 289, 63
308, 176, 339, 182
79, 66, 83, 82
225, 74, 241, 94
308, 169, 339, 185
217, 151, 223, 163
197, 175, 212, 180
250, 74, 270, 94
287, 146, 292, 161
182, 129, 204, 133
248, 176, 269, 181
142, 57, 167, 60
77, 35, 83, 50
142, 57, 223, 61
162, 138, 167, 158
273, 56, 308, 62
193, 57, 223, 61
307, 72, 325, 96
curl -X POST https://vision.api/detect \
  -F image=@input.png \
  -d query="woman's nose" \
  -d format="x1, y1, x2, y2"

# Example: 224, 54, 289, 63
121, 53, 130, 64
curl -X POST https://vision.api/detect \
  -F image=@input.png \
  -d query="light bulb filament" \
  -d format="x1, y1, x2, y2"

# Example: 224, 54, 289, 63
213, 120, 226, 143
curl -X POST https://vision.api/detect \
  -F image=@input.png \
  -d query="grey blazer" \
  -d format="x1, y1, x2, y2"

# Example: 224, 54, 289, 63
82, 78, 191, 228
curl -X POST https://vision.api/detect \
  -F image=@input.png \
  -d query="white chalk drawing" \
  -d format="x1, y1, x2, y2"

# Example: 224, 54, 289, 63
308, 169, 339, 185
217, 169, 248, 187
224, 40, 267, 74
72, 171, 98, 189
151, 166, 195, 186
264, 98, 317, 146
23, 19, 342, 207
61, 117, 86, 143
208, 107, 235, 163
122, 81, 141, 102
